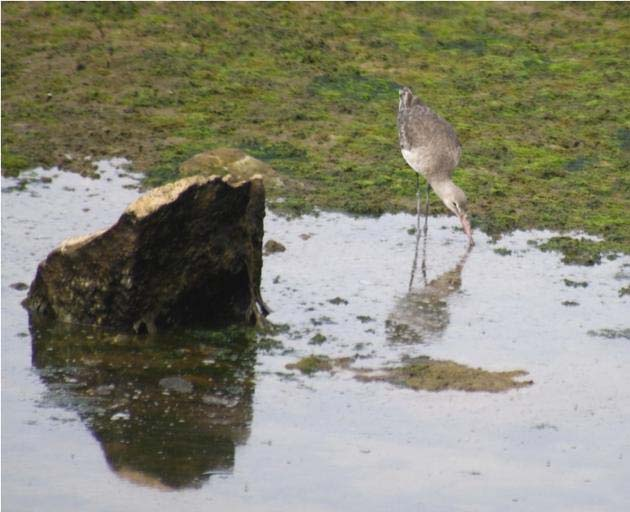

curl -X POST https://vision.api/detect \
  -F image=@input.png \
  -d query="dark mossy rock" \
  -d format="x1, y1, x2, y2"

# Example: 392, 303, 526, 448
24, 175, 269, 333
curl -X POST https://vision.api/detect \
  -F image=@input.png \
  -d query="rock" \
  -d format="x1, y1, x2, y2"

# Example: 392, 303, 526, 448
159, 376, 193, 394
263, 239, 286, 255
10, 282, 29, 291
24, 175, 269, 332
95, 384, 115, 396
179, 148, 283, 191
201, 394, 239, 408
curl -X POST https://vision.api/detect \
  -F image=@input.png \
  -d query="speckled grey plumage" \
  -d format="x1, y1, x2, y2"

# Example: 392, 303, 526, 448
397, 87, 461, 185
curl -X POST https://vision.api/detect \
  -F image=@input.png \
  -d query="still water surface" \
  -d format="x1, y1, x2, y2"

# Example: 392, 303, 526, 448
2, 161, 629, 511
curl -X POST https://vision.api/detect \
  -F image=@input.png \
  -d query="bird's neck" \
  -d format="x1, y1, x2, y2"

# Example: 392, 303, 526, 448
429, 179, 457, 203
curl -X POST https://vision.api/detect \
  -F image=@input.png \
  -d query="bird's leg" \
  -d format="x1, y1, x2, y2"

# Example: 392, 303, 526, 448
423, 183, 430, 236
415, 174, 421, 232
409, 174, 422, 291
408, 219, 421, 291
421, 220, 428, 286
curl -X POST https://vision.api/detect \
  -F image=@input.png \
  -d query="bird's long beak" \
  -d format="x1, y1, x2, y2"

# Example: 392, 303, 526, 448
458, 213, 474, 245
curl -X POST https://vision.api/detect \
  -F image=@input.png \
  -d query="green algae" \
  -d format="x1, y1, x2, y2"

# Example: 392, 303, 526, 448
587, 328, 630, 340
285, 354, 355, 375
286, 355, 333, 375
493, 247, 512, 256
256, 336, 285, 353
2, 2, 629, 250
538, 237, 606, 266
357, 356, 532, 393
308, 333, 327, 345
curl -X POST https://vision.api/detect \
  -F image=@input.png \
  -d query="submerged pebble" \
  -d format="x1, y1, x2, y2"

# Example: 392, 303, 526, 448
264, 239, 286, 254
159, 376, 194, 394
201, 394, 239, 408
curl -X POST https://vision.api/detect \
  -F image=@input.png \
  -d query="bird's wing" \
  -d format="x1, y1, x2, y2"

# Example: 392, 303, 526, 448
398, 104, 462, 173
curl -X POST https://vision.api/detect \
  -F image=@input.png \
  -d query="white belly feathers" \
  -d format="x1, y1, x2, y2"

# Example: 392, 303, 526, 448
401, 147, 432, 177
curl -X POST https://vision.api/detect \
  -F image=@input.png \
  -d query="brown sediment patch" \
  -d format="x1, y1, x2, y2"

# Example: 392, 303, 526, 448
355, 356, 532, 393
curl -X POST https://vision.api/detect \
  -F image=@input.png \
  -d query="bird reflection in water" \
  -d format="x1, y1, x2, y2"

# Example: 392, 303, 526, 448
386, 215, 472, 344
30, 320, 256, 490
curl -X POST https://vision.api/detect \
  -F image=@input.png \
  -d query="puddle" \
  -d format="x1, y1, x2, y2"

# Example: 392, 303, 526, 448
2, 163, 629, 511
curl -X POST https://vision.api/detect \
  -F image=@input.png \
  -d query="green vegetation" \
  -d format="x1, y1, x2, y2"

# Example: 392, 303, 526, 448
493, 247, 512, 256
308, 333, 327, 345
357, 356, 533, 392
286, 355, 333, 375
2, 3, 629, 249
538, 236, 609, 265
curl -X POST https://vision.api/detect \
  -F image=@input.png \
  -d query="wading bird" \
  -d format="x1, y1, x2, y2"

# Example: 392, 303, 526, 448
397, 87, 473, 244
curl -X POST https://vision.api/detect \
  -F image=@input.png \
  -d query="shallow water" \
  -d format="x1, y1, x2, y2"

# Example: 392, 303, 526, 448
2, 162, 629, 511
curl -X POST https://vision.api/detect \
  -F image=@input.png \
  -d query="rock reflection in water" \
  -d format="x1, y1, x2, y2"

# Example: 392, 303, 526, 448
30, 320, 256, 490
387, 226, 472, 344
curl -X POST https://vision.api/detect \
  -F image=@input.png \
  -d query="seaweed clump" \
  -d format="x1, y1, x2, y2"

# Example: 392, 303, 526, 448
357, 356, 532, 392
537, 237, 605, 266
286, 355, 354, 375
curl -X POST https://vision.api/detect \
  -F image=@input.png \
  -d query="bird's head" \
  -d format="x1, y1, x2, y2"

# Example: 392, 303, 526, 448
436, 182, 474, 245
399, 87, 414, 110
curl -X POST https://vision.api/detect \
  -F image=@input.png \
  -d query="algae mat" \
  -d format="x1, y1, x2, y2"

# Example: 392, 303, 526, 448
2, 2, 629, 252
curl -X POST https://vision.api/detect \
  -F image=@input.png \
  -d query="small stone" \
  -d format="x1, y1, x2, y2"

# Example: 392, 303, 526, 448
202, 394, 239, 408
159, 376, 193, 394
110, 411, 130, 421
264, 239, 286, 255
95, 384, 115, 396
10, 282, 28, 291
